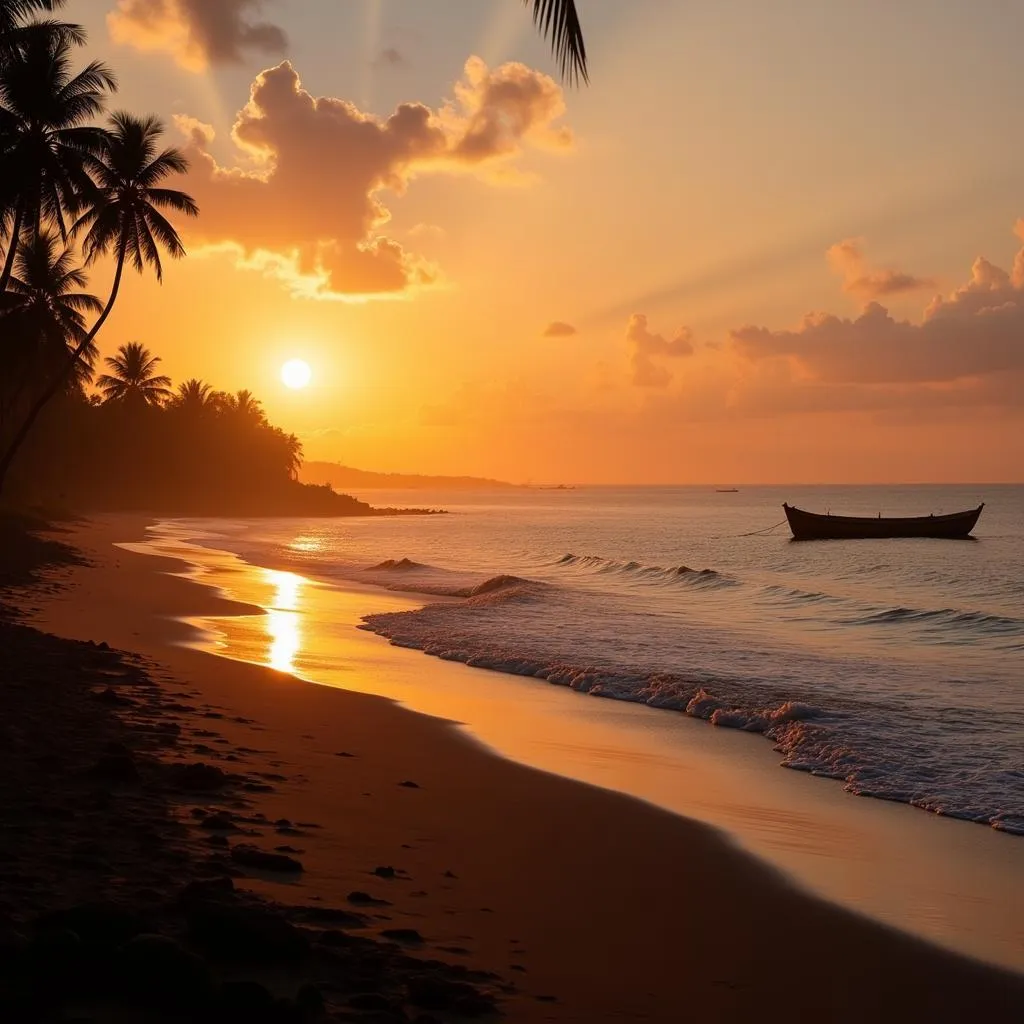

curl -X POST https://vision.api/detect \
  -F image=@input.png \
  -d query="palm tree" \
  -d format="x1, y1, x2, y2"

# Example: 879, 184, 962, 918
0, 112, 197, 494
0, 28, 115, 292
527, 1, 587, 83
96, 341, 171, 407
220, 389, 266, 425
3, 229, 100, 389
172, 377, 214, 412
0, 0, 68, 36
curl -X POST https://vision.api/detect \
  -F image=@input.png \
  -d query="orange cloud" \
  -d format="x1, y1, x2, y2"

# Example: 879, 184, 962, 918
543, 321, 577, 337
178, 59, 572, 299
826, 238, 935, 300
733, 224, 1024, 385
626, 314, 694, 387
108, 0, 286, 71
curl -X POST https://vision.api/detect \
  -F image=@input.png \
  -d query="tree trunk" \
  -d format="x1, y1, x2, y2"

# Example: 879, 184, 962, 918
0, 201, 24, 295
0, 248, 126, 499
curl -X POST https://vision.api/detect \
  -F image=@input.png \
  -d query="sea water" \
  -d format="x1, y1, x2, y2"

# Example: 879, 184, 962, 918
163, 484, 1024, 835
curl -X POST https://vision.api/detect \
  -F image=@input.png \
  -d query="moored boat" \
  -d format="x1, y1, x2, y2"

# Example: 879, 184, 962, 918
783, 503, 984, 541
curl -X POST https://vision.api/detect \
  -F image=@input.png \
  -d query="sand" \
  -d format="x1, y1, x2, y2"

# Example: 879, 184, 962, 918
16, 514, 1024, 1021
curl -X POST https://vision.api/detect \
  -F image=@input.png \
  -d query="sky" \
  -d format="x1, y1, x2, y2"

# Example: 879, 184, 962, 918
68, 0, 1024, 483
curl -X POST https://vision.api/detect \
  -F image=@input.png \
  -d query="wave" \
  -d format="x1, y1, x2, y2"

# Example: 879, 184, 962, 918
555, 553, 739, 590
846, 604, 1024, 637
370, 557, 427, 571
360, 599, 1024, 837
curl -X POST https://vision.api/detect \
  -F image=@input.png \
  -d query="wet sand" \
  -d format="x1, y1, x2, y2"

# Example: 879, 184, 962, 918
24, 515, 1024, 1021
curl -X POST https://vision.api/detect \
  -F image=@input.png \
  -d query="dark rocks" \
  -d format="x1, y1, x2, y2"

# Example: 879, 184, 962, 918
398, 780, 420, 789
168, 762, 228, 792
179, 876, 235, 904
231, 844, 304, 874
348, 992, 393, 1011
187, 900, 309, 964
87, 753, 139, 784
381, 928, 424, 945
347, 891, 390, 907
407, 976, 496, 1016
199, 812, 236, 831
92, 687, 134, 706
372, 866, 396, 879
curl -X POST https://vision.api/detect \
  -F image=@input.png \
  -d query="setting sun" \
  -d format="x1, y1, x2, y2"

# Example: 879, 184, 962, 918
281, 359, 312, 390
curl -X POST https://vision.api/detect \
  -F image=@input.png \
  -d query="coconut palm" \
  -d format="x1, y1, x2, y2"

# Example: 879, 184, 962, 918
0, 28, 115, 292
172, 377, 214, 412
96, 341, 171, 407
527, 0, 587, 83
0, 112, 197, 494
0, 0, 68, 36
2, 230, 100, 391
220, 389, 266, 425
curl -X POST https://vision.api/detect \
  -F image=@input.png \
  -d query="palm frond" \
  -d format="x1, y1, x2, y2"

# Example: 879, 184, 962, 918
526, 0, 588, 85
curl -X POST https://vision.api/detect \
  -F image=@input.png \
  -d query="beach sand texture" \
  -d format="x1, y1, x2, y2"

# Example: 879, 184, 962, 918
5, 514, 1024, 1022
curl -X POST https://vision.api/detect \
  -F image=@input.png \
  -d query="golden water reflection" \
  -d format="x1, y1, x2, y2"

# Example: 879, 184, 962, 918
266, 569, 303, 673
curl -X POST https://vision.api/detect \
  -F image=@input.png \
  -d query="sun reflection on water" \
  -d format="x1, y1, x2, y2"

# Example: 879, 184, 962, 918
266, 569, 303, 673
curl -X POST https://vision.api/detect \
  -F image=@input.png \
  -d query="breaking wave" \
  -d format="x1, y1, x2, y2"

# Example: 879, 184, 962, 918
361, 585, 1024, 837
555, 552, 739, 590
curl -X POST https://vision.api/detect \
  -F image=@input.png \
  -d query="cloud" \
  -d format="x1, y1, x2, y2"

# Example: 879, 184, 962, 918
626, 314, 694, 387
108, 0, 286, 71
543, 321, 577, 337
732, 224, 1024, 385
826, 238, 935, 300
373, 47, 407, 69
177, 58, 572, 299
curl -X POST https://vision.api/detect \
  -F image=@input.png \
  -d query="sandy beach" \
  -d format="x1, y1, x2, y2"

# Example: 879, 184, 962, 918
2, 513, 1018, 1022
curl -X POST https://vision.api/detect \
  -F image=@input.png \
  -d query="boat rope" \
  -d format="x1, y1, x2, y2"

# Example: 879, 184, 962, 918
718, 519, 788, 539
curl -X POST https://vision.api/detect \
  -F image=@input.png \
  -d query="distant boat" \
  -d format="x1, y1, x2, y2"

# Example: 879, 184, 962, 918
783, 503, 984, 541
716, 488, 739, 493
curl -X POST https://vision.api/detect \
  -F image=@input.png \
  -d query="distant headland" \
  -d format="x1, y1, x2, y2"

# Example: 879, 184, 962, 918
301, 462, 522, 491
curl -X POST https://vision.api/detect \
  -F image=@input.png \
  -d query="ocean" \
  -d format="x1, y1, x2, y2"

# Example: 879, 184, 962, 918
158, 484, 1024, 836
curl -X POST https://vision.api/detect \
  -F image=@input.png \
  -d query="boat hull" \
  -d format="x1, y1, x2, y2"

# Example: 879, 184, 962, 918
783, 503, 983, 541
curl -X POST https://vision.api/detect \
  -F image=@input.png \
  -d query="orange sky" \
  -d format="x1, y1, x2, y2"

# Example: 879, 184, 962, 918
68, 1, 1024, 483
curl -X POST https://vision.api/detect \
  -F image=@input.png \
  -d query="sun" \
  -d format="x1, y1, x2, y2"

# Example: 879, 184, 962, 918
281, 359, 312, 390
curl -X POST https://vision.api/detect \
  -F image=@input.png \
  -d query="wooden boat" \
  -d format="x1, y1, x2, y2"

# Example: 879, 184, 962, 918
783, 502, 984, 541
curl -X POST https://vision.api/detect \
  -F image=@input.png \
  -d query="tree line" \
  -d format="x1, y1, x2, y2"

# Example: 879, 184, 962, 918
0, 2, 368, 515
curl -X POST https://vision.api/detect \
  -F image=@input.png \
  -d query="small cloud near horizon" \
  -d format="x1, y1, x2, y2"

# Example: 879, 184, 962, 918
827, 238, 935, 301
626, 314, 694, 387
108, 0, 287, 71
543, 321, 577, 337
733, 222, 1024, 386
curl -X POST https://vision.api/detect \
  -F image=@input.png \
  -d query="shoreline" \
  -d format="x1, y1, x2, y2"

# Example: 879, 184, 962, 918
25, 514, 1024, 1020
131, 517, 1024, 971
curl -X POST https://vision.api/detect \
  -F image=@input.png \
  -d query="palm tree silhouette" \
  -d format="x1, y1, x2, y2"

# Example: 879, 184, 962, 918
527, 1, 587, 83
172, 378, 214, 412
220, 389, 266, 425
96, 341, 171, 407
0, 112, 197, 493
0, 26, 115, 292
3, 230, 100, 388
